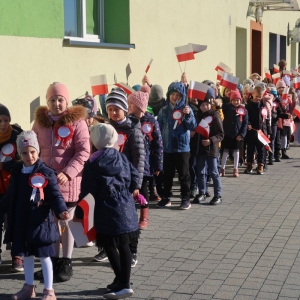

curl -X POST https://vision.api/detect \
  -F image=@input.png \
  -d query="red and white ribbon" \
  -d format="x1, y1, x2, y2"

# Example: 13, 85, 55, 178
172, 110, 183, 129
54, 125, 74, 147
29, 173, 48, 202
0, 143, 16, 162
261, 107, 268, 123
141, 122, 153, 141
236, 107, 246, 122
272, 101, 278, 112
117, 133, 127, 153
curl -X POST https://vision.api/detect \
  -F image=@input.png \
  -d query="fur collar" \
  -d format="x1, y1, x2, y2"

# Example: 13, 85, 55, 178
34, 106, 87, 128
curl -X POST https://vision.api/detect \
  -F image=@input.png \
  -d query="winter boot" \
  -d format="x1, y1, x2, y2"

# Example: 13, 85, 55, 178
274, 152, 281, 162
244, 162, 253, 174
257, 163, 264, 175
139, 207, 149, 229
220, 168, 225, 176
40, 288, 57, 300
11, 283, 36, 300
233, 168, 239, 177
55, 258, 73, 282
281, 148, 289, 159
149, 186, 161, 201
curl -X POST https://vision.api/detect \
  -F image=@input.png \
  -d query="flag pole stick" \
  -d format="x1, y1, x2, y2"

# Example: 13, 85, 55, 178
178, 62, 183, 74
184, 61, 186, 73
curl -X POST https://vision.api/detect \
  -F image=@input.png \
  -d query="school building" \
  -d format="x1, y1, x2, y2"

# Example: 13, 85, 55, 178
0, 0, 300, 128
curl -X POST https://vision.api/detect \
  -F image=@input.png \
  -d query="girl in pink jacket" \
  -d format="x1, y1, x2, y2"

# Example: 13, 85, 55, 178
32, 82, 90, 282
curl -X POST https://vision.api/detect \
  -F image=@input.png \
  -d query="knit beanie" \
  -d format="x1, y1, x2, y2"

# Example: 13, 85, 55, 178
283, 75, 290, 87
229, 89, 242, 101
132, 85, 141, 92
16, 130, 40, 155
270, 87, 277, 95
202, 87, 215, 103
127, 85, 150, 113
90, 123, 118, 150
243, 78, 254, 87
0, 104, 11, 122
46, 82, 69, 105
105, 87, 128, 112
202, 80, 216, 89
237, 84, 243, 95
255, 82, 267, 90
276, 79, 286, 89
149, 85, 164, 105
168, 89, 178, 97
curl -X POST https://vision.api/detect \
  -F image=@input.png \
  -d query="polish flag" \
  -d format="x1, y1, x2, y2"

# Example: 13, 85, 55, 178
273, 64, 280, 73
282, 87, 290, 100
115, 82, 135, 95
264, 68, 271, 80
294, 77, 300, 89
272, 73, 281, 85
215, 62, 231, 73
188, 81, 209, 100
189, 43, 207, 54
90, 74, 108, 96
145, 58, 153, 73
292, 104, 300, 118
290, 120, 296, 134
174, 44, 195, 62
283, 70, 292, 80
292, 69, 299, 77
77, 194, 95, 235
217, 70, 224, 81
220, 73, 239, 90
257, 130, 272, 152
69, 220, 97, 248
195, 119, 210, 138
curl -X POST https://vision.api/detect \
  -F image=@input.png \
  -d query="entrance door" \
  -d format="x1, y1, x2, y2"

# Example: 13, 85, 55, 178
250, 20, 263, 76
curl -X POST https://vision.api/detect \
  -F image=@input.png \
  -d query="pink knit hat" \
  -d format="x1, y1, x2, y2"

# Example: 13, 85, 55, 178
127, 85, 150, 113
229, 89, 242, 101
276, 79, 286, 89
46, 82, 69, 105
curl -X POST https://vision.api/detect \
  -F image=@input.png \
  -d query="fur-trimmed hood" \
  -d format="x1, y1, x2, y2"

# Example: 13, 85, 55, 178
34, 106, 87, 128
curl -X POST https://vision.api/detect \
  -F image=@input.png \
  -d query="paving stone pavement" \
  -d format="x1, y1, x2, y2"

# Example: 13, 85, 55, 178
1, 146, 300, 299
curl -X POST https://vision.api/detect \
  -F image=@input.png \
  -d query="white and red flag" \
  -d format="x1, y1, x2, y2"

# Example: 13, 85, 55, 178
273, 64, 280, 73
217, 70, 224, 81
195, 119, 210, 138
290, 120, 296, 134
220, 73, 239, 90
69, 220, 97, 248
293, 77, 300, 89
77, 194, 95, 235
272, 73, 281, 85
189, 43, 207, 54
215, 62, 231, 73
257, 130, 272, 152
174, 44, 195, 62
283, 70, 292, 80
264, 68, 271, 80
115, 82, 135, 95
292, 104, 300, 118
292, 69, 300, 77
282, 87, 290, 100
188, 81, 209, 100
145, 58, 153, 73
90, 74, 108, 96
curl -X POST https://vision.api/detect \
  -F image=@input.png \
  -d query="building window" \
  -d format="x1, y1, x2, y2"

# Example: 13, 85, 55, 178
64, 0, 104, 42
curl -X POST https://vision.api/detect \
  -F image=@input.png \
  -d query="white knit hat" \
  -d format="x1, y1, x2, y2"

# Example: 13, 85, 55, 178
90, 123, 118, 150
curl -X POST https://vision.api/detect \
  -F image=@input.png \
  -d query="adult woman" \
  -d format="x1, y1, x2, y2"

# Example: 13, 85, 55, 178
32, 82, 90, 282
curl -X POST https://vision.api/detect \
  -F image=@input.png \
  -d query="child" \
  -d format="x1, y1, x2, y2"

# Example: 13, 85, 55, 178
221, 87, 232, 104
193, 87, 224, 205
0, 105, 23, 270
244, 86, 272, 175
75, 124, 139, 299
127, 86, 163, 229
0, 131, 69, 300
156, 82, 197, 209
220, 90, 248, 177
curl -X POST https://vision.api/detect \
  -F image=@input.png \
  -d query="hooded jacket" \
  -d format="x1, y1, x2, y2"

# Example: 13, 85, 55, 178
32, 106, 90, 204
109, 116, 145, 188
76, 148, 139, 235
157, 82, 197, 153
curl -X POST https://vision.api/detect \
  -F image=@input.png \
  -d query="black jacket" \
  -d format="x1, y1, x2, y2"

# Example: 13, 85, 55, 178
271, 96, 288, 126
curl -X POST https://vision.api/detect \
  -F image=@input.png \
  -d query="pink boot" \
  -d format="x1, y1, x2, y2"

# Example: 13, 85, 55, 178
233, 168, 239, 177
40, 288, 57, 300
11, 283, 36, 300
220, 168, 225, 176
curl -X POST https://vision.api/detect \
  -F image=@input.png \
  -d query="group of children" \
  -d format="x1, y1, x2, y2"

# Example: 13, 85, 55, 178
0, 58, 299, 299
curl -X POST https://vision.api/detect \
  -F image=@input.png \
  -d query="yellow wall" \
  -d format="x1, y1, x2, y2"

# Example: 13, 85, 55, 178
1, 0, 300, 128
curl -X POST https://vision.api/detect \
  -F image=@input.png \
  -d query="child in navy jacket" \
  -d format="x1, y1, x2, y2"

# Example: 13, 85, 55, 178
75, 124, 139, 299
220, 90, 248, 177
0, 131, 69, 300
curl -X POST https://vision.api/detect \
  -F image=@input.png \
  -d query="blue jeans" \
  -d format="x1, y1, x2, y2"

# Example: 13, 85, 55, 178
196, 155, 222, 197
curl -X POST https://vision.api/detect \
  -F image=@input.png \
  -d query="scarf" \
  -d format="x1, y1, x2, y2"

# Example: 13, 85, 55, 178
0, 125, 13, 144
197, 109, 213, 120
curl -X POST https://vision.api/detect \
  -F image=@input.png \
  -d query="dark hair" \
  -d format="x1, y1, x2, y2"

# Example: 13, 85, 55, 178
278, 60, 287, 70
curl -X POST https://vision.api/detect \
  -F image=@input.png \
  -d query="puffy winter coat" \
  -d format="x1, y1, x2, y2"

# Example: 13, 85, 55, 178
139, 112, 163, 176
109, 116, 145, 189
281, 98, 297, 127
75, 148, 139, 235
157, 82, 197, 153
0, 159, 67, 245
222, 103, 248, 140
271, 97, 285, 126
32, 106, 90, 203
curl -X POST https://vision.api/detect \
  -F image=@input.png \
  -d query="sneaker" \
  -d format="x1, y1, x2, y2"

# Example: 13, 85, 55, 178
205, 191, 211, 198
156, 197, 171, 208
107, 277, 120, 291
103, 282, 134, 299
193, 194, 206, 204
189, 188, 198, 198
210, 196, 222, 205
131, 253, 138, 268
34, 257, 61, 280
11, 256, 24, 273
55, 258, 73, 282
81, 241, 94, 248
179, 199, 191, 210
93, 249, 108, 262
149, 186, 161, 201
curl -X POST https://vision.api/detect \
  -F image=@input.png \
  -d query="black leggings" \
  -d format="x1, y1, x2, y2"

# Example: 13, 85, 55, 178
139, 177, 149, 209
104, 243, 132, 285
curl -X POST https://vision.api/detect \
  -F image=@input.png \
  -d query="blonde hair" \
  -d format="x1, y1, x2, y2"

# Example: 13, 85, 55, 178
243, 84, 250, 93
